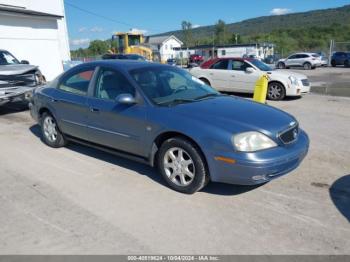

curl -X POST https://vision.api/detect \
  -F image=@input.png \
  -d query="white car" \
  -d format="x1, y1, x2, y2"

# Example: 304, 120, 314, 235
276, 52, 322, 70
190, 58, 311, 100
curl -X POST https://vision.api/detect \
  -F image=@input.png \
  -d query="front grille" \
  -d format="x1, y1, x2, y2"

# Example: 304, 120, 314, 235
0, 73, 37, 88
279, 124, 299, 144
301, 79, 310, 86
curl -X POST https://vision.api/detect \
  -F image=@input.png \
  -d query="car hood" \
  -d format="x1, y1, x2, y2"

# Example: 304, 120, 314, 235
0, 64, 38, 76
171, 96, 296, 136
268, 70, 307, 80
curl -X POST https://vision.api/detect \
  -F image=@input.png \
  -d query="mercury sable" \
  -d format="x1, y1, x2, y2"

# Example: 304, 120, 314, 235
29, 60, 309, 194
190, 58, 311, 100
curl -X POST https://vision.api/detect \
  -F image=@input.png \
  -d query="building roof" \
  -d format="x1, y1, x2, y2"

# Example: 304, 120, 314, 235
174, 43, 275, 51
147, 35, 183, 45
0, 5, 63, 19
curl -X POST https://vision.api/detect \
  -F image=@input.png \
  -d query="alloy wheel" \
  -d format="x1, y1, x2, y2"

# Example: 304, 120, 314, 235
163, 147, 195, 187
268, 84, 282, 100
43, 116, 58, 143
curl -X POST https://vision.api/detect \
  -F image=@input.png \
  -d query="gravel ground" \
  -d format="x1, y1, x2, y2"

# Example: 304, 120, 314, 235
0, 94, 349, 254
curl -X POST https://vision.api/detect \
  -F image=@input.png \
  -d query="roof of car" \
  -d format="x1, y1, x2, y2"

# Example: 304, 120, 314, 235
73, 60, 168, 71
200, 57, 254, 68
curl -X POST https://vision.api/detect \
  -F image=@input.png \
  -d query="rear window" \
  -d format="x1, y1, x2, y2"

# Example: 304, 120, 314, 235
210, 60, 228, 70
58, 69, 94, 96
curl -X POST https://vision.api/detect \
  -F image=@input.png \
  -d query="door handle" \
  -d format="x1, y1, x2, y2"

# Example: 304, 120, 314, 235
51, 98, 58, 103
90, 107, 100, 113
209, 73, 214, 76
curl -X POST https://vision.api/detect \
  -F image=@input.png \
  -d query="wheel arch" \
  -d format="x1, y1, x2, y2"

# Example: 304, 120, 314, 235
198, 77, 211, 86
150, 131, 209, 175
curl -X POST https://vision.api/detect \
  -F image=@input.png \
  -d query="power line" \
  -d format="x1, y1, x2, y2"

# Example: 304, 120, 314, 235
64, 1, 134, 28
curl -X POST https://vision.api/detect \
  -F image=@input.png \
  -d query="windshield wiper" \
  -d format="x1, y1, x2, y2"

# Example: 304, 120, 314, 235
157, 98, 196, 106
194, 93, 223, 100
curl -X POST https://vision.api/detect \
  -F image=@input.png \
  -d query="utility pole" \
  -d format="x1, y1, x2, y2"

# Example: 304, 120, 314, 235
328, 39, 334, 66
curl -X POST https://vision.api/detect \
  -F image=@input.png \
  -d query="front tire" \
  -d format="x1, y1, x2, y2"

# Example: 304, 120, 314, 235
157, 137, 209, 194
331, 60, 336, 67
345, 60, 349, 68
268, 82, 286, 101
40, 112, 67, 148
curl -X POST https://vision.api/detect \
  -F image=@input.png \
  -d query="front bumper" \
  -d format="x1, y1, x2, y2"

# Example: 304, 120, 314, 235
0, 86, 35, 106
207, 130, 309, 185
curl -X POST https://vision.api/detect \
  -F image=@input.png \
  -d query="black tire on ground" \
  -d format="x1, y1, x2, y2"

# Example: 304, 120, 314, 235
199, 78, 211, 86
303, 62, 312, 70
345, 60, 350, 68
331, 60, 337, 67
157, 137, 209, 194
286, 66, 290, 69
277, 62, 286, 69
40, 112, 67, 148
311, 66, 316, 70
267, 82, 286, 101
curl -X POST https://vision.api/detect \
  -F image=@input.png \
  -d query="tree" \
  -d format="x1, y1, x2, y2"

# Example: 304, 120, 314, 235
215, 19, 227, 45
87, 40, 109, 56
181, 21, 193, 48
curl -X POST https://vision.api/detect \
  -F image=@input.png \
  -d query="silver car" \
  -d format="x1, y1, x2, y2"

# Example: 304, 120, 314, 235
277, 52, 322, 70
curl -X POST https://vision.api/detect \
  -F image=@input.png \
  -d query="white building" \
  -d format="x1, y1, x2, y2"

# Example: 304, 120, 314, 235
147, 35, 183, 62
217, 43, 275, 60
0, 0, 70, 80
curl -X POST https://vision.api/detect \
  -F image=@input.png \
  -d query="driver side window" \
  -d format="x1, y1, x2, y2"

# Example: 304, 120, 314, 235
231, 60, 251, 71
94, 68, 135, 100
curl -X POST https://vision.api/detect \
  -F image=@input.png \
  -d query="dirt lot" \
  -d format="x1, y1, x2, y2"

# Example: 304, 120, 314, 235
0, 94, 349, 254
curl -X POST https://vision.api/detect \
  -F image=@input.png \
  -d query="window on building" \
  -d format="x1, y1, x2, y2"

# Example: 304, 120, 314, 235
221, 50, 226, 56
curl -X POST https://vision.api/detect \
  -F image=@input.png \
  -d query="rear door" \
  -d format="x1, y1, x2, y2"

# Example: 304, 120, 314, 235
285, 54, 299, 67
204, 59, 231, 90
52, 66, 96, 140
86, 66, 147, 156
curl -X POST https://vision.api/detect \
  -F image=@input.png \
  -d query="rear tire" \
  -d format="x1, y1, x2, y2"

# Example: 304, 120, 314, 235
157, 137, 209, 194
331, 60, 336, 67
277, 62, 286, 69
40, 112, 67, 148
345, 60, 349, 68
268, 82, 286, 101
199, 78, 211, 86
303, 62, 312, 70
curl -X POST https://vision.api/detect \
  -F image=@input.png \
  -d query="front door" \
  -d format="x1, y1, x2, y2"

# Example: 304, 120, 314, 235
228, 59, 262, 93
86, 67, 147, 157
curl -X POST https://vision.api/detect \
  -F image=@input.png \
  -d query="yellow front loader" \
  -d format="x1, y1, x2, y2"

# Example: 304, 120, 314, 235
109, 32, 160, 62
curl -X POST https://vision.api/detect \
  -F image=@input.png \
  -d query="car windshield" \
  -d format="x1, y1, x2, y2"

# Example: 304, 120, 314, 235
250, 59, 273, 71
0, 51, 20, 65
130, 66, 220, 106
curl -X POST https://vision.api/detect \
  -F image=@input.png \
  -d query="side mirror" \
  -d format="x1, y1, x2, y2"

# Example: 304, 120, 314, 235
21, 60, 29, 64
246, 67, 255, 73
116, 93, 137, 105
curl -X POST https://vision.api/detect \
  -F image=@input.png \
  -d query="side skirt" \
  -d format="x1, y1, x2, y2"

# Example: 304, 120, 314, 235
65, 135, 151, 166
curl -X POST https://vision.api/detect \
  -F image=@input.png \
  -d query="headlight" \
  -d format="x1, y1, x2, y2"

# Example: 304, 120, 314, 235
289, 76, 298, 85
232, 131, 277, 152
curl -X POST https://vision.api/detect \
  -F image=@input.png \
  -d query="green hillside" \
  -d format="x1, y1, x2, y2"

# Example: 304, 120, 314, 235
152, 5, 350, 40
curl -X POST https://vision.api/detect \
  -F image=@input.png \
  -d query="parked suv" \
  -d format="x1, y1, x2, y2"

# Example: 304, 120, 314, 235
331, 52, 350, 67
277, 53, 322, 70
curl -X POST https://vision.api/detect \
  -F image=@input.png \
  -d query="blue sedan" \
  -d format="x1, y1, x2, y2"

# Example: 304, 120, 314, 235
29, 60, 309, 194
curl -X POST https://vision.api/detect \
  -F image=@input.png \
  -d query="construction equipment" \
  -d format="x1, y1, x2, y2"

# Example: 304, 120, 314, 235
109, 32, 160, 62
253, 74, 269, 104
